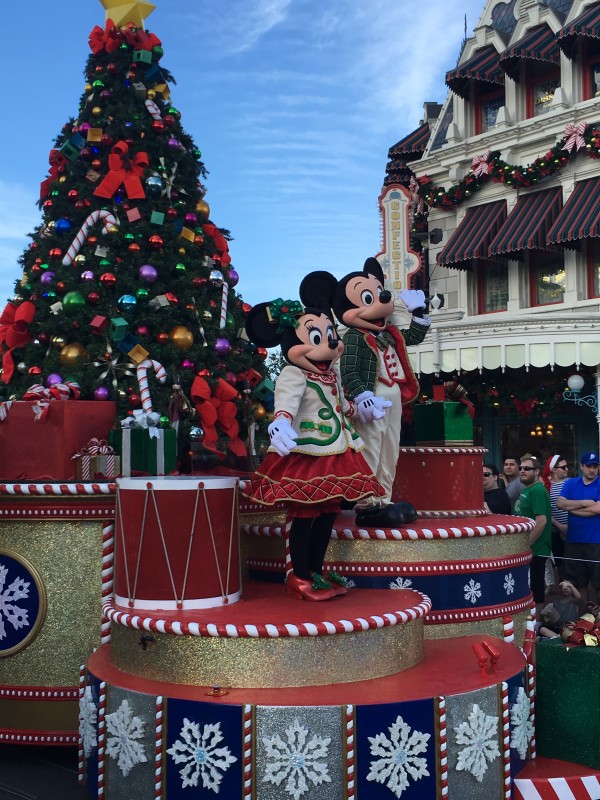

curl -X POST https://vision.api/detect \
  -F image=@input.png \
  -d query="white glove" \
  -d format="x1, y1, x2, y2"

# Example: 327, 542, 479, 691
399, 288, 426, 313
267, 418, 298, 456
355, 390, 392, 424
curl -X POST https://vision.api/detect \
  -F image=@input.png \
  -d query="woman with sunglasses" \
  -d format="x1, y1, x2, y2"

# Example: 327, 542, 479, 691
542, 455, 569, 579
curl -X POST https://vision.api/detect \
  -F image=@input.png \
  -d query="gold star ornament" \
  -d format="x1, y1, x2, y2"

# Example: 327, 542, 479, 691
100, 0, 156, 28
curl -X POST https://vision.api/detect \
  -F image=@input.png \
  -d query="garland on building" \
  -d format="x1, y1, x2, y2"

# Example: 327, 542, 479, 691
417, 121, 599, 210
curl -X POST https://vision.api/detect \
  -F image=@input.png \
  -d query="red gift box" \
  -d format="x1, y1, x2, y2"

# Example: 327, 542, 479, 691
0, 401, 116, 482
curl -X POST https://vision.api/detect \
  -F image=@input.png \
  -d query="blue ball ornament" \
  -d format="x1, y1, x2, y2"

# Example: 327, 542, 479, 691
54, 218, 72, 234
118, 294, 137, 313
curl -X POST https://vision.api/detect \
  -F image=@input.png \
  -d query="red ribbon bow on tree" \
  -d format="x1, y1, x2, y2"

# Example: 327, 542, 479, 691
121, 26, 162, 51
40, 149, 69, 199
93, 141, 149, 200
88, 19, 121, 54
190, 376, 246, 458
0, 301, 36, 384
202, 224, 232, 267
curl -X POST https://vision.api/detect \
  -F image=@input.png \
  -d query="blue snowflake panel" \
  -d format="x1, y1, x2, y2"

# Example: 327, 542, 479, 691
166, 698, 243, 799
0, 551, 44, 654
356, 698, 436, 800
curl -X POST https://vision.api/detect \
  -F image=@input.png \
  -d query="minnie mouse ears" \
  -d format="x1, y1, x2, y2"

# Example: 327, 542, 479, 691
245, 299, 304, 348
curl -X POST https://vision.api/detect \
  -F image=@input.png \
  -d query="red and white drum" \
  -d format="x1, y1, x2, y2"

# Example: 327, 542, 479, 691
114, 476, 240, 610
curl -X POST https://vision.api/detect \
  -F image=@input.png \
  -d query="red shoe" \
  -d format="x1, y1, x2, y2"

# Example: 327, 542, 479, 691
323, 570, 348, 596
285, 573, 336, 601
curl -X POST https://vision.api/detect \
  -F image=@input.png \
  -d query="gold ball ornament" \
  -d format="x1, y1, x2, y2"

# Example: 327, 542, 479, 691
147, 89, 156, 99
253, 402, 267, 421
59, 342, 88, 366
195, 200, 210, 221
168, 325, 194, 350
91, 106, 103, 117
51, 335, 66, 349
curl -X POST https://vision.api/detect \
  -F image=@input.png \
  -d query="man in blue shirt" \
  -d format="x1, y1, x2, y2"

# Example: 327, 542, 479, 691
557, 451, 600, 605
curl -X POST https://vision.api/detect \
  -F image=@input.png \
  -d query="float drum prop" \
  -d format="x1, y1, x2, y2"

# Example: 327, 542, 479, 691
113, 476, 240, 610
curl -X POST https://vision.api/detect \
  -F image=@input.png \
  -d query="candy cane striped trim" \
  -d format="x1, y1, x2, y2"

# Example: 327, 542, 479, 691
503, 616, 515, 644
97, 681, 107, 798
344, 704, 356, 800
400, 446, 487, 454
155, 696, 163, 800
284, 516, 292, 579
527, 663, 536, 760
62, 210, 117, 266
243, 704, 253, 800
78, 666, 86, 785
101, 522, 114, 645
0, 685, 78, 699
0, 730, 78, 744
333, 521, 535, 540
242, 523, 284, 537
437, 697, 448, 798
514, 775, 600, 800
416, 508, 488, 518
103, 593, 431, 638
427, 597, 533, 624
0, 482, 116, 496
219, 280, 229, 330
501, 682, 511, 799
137, 359, 167, 414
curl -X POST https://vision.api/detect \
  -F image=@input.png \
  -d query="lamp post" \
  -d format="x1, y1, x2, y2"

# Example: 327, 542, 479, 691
563, 369, 600, 452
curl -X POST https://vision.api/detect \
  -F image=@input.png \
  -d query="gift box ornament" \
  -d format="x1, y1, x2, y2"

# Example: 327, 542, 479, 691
109, 425, 177, 477
73, 437, 120, 480
536, 637, 600, 769
133, 48, 153, 64
110, 317, 128, 341
413, 400, 474, 446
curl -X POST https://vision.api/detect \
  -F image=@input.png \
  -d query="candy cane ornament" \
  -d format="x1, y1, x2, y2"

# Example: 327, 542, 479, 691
137, 358, 167, 413
145, 98, 162, 121
62, 210, 118, 266
219, 280, 229, 329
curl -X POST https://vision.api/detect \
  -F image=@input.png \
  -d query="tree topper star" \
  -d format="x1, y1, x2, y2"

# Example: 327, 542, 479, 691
100, 0, 156, 28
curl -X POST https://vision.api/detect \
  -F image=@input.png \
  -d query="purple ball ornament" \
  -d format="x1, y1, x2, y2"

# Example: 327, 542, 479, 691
227, 268, 239, 288
81, 270, 95, 281
167, 137, 180, 149
181, 358, 195, 370
184, 213, 197, 225
214, 337, 232, 357
40, 271, 56, 286
139, 264, 158, 284
94, 386, 111, 401
46, 373, 63, 388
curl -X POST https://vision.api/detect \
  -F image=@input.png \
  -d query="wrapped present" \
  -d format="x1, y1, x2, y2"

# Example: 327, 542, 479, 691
413, 401, 474, 446
109, 426, 177, 477
536, 637, 600, 769
72, 437, 120, 481
0, 401, 116, 481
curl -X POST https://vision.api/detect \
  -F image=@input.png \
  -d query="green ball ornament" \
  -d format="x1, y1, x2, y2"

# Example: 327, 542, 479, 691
159, 414, 170, 428
225, 313, 235, 331
136, 287, 149, 299
62, 290, 86, 315
175, 262, 186, 272
124, 233, 135, 241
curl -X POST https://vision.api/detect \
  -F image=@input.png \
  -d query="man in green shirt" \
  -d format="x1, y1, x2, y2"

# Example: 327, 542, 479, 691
514, 456, 552, 619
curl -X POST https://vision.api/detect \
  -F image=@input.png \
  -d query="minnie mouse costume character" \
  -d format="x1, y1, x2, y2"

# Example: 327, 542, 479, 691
242, 284, 385, 601
302, 258, 431, 528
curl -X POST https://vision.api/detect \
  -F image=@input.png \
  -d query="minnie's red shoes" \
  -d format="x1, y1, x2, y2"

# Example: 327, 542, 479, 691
285, 573, 336, 601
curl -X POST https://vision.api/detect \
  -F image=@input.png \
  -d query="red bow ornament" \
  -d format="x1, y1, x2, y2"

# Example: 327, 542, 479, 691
563, 121, 589, 153
190, 376, 246, 458
561, 613, 600, 646
88, 18, 121, 54
202, 224, 232, 267
0, 301, 36, 384
121, 26, 162, 51
93, 141, 149, 200
40, 149, 69, 199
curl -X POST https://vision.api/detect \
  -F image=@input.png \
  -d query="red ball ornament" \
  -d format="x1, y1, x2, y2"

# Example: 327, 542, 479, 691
49, 248, 63, 261
242, 303, 252, 314
87, 292, 100, 304
197, 368, 210, 377
149, 235, 164, 249
100, 272, 116, 287
67, 190, 78, 202
31, 264, 41, 273
38, 333, 50, 344
136, 325, 149, 337
194, 235, 204, 245
192, 277, 206, 288
128, 242, 141, 252
28, 366, 42, 375
152, 120, 165, 133
88, 236, 98, 246
156, 332, 168, 343
166, 207, 178, 220
101, 134, 114, 147
128, 393, 142, 408
92, 159, 102, 170
56, 281, 67, 294
107, 62, 117, 75
43, 199, 53, 209
256, 347, 268, 360
163, 115, 176, 128
209, 300, 217, 308
165, 292, 178, 304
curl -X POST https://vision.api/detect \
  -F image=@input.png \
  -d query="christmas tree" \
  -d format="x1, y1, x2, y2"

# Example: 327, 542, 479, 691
5, 0, 269, 469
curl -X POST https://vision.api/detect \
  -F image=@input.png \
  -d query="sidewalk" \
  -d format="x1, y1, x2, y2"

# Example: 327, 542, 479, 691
0, 745, 87, 800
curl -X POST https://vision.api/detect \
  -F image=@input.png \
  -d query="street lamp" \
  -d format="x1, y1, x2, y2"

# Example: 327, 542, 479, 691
563, 373, 598, 412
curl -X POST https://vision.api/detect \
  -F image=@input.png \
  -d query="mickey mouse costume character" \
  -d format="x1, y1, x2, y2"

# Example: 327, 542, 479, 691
302, 258, 431, 528
242, 285, 385, 601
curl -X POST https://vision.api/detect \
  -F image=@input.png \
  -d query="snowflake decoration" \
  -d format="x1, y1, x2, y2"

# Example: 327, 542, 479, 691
510, 688, 534, 759
79, 686, 98, 758
504, 573, 515, 595
367, 714, 430, 798
389, 577, 413, 590
0, 561, 30, 641
463, 579, 482, 605
167, 717, 237, 792
105, 699, 148, 777
262, 717, 331, 799
454, 704, 500, 782
344, 579, 357, 589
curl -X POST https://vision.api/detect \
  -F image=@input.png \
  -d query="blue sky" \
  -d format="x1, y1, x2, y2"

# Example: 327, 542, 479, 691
1, 0, 484, 307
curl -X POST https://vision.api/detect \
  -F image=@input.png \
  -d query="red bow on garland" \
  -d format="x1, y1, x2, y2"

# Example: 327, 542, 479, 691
561, 613, 600, 646
202, 224, 232, 267
190, 376, 246, 458
88, 18, 121, 54
0, 301, 36, 384
93, 141, 149, 200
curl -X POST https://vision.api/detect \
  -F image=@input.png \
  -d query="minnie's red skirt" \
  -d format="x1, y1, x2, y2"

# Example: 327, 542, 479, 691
242, 449, 384, 518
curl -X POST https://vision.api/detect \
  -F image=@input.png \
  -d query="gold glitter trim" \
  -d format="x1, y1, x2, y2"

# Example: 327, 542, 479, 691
0, 697, 78, 732
424, 607, 531, 647
0, 548, 47, 658
110, 619, 424, 689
